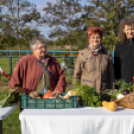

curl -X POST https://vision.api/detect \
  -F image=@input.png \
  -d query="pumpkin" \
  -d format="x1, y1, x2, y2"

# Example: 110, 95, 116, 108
43, 90, 52, 99
102, 101, 118, 111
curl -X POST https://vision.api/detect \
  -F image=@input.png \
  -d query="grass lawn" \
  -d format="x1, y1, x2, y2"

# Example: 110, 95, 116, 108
0, 82, 21, 134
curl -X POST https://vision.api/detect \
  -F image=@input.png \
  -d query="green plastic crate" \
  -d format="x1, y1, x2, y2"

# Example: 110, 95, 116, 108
21, 93, 77, 109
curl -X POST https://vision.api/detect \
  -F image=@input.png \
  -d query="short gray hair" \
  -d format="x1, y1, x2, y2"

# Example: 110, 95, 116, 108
29, 36, 47, 50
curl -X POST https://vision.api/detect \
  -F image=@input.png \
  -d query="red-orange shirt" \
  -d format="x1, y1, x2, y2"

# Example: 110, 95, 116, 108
9, 53, 66, 93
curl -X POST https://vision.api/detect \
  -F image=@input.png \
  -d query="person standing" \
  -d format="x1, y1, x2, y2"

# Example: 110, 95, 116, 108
74, 26, 114, 101
9, 36, 66, 95
114, 16, 134, 84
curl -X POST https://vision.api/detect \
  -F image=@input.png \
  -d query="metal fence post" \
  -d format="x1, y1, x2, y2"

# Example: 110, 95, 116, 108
10, 52, 12, 74
52, 52, 55, 57
71, 52, 74, 57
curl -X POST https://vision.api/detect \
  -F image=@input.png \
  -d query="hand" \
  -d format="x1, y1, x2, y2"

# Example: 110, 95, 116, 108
51, 90, 61, 98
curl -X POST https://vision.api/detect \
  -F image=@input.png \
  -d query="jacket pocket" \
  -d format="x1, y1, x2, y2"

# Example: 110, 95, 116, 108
83, 79, 93, 83
82, 79, 94, 87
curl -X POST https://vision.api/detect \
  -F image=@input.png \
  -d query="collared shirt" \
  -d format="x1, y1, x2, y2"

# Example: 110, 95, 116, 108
89, 44, 102, 51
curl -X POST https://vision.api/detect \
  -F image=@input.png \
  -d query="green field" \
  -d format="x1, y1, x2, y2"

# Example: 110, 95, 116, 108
0, 52, 77, 76
0, 82, 21, 134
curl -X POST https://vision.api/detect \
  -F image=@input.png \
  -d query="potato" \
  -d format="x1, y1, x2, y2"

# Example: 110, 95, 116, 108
28, 91, 40, 98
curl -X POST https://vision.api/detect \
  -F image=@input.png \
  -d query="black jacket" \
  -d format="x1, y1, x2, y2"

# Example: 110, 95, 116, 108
114, 39, 134, 83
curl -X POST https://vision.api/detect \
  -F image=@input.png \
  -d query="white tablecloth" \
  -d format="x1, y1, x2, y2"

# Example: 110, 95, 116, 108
19, 107, 134, 134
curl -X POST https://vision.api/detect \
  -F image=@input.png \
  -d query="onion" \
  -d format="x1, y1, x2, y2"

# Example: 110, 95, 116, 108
122, 90, 130, 95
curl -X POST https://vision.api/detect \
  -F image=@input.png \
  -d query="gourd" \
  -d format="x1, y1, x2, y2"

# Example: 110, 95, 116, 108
102, 101, 118, 111
43, 90, 52, 99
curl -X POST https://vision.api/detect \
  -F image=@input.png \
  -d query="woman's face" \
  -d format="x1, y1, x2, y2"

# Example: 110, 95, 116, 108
88, 33, 101, 49
32, 43, 47, 59
124, 25, 134, 39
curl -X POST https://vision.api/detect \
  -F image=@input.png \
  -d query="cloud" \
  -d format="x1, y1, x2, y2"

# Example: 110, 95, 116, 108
32, 0, 56, 7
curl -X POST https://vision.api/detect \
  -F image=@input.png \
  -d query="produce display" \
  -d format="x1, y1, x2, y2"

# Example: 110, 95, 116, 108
21, 91, 77, 109
29, 90, 77, 99
1, 79, 134, 111
102, 80, 133, 100
0, 88, 77, 109
102, 80, 134, 110
74, 81, 101, 107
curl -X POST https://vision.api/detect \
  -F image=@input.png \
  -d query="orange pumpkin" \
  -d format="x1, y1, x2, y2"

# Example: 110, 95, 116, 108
43, 90, 52, 99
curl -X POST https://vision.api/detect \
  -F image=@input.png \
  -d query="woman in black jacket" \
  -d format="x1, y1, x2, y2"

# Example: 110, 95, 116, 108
114, 16, 134, 84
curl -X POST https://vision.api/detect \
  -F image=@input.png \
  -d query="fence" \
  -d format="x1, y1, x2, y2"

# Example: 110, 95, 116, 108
0, 50, 114, 77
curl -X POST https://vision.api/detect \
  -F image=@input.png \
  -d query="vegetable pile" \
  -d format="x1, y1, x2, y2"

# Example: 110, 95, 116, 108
74, 81, 101, 107
103, 80, 134, 101
0, 87, 33, 108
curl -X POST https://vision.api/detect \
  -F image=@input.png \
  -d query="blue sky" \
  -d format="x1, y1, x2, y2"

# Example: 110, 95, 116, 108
29, 0, 87, 40
1, 0, 87, 39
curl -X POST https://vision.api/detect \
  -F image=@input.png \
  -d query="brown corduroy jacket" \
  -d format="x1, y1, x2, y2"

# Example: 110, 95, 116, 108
9, 53, 66, 93
74, 45, 114, 93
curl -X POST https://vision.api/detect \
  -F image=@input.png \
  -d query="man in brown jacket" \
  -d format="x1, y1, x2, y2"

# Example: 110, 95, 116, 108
9, 37, 66, 94
74, 26, 114, 100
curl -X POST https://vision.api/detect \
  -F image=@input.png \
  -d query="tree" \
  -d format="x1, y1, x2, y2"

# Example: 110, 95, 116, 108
0, 0, 41, 54
20, 27, 41, 45
0, 34, 17, 49
43, 0, 82, 51
81, 0, 134, 50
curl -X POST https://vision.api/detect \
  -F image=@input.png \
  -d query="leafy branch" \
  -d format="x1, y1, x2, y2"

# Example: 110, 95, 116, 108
0, 87, 33, 108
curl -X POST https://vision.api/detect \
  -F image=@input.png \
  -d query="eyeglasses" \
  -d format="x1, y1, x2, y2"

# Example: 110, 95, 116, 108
37, 46, 46, 50
90, 37, 101, 40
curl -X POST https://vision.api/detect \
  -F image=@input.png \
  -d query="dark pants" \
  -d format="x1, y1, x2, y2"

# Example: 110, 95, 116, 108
101, 94, 111, 102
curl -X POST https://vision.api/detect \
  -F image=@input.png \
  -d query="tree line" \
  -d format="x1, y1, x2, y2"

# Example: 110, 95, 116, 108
0, 0, 134, 51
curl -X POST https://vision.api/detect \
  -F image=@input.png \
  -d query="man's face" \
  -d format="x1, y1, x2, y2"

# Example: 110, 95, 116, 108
124, 25, 134, 39
32, 43, 47, 59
